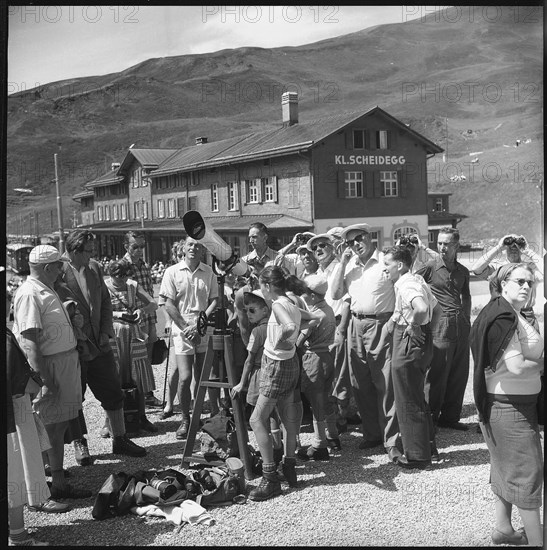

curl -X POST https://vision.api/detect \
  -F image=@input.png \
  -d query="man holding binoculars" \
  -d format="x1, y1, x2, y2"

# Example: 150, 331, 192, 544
471, 233, 544, 315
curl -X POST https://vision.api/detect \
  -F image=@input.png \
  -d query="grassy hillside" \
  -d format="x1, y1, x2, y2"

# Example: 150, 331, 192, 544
7, 6, 543, 243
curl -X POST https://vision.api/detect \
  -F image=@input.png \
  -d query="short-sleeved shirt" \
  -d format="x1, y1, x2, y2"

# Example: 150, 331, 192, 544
416, 257, 470, 314
247, 321, 268, 370
320, 258, 348, 317
342, 249, 395, 315
159, 261, 218, 316
264, 296, 301, 361
393, 272, 438, 326
304, 300, 336, 353
12, 276, 77, 356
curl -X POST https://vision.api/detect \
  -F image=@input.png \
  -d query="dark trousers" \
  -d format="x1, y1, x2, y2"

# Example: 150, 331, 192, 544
348, 315, 399, 448
391, 324, 434, 462
425, 312, 470, 424
78, 349, 125, 435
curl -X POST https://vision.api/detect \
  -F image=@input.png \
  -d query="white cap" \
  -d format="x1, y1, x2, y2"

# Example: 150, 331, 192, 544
29, 245, 66, 264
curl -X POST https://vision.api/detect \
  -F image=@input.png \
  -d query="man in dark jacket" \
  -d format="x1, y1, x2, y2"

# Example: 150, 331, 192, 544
56, 229, 146, 461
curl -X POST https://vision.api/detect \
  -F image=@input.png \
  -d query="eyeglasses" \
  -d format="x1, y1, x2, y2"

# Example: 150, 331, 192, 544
346, 234, 368, 247
507, 278, 534, 288
311, 242, 330, 251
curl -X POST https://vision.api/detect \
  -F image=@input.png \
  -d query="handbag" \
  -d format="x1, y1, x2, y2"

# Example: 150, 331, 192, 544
151, 338, 168, 365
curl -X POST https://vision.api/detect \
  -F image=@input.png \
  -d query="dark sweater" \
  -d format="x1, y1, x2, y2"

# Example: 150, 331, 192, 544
470, 296, 518, 423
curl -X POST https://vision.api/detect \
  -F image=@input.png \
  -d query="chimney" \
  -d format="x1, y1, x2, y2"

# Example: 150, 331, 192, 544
111, 162, 120, 171
195, 136, 208, 145
282, 91, 298, 127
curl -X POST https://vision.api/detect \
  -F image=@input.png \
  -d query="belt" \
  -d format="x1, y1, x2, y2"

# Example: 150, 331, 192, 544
351, 311, 392, 320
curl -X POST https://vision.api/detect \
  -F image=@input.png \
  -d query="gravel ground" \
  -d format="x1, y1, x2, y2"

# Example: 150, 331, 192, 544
23, 326, 544, 546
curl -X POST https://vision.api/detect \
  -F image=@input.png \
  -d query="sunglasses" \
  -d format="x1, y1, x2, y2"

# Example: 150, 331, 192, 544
507, 278, 533, 288
346, 234, 368, 247
311, 242, 330, 251
245, 307, 263, 314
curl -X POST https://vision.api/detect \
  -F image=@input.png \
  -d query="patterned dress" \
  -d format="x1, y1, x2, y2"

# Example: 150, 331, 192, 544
106, 278, 155, 394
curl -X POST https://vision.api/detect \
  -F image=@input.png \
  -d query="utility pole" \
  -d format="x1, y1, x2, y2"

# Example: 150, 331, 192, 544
140, 197, 146, 263
54, 153, 65, 253
35, 211, 39, 243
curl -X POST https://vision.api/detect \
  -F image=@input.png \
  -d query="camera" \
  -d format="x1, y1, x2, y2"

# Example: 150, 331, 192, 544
399, 234, 419, 247
503, 236, 527, 249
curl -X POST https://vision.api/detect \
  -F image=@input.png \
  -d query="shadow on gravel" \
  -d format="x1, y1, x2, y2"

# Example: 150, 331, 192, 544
32, 513, 168, 546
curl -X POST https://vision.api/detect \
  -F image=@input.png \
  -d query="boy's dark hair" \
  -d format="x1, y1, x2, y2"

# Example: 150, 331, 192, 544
438, 226, 460, 242
108, 260, 133, 278
383, 246, 413, 268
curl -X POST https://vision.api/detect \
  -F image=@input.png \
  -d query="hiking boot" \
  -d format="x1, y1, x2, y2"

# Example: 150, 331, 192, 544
112, 435, 147, 457
297, 445, 330, 461
326, 437, 342, 452
281, 457, 297, 488
248, 473, 282, 501
73, 439, 93, 466
175, 415, 190, 440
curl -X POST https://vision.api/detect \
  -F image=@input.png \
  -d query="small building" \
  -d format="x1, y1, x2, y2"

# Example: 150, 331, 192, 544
427, 192, 466, 247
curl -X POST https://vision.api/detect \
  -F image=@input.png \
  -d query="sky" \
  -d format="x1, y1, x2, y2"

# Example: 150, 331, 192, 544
7, 5, 439, 91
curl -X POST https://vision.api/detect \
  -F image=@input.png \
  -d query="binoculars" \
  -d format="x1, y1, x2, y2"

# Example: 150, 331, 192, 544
149, 477, 178, 499
503, 236, 527, 248
296, 233, 313, 244
399, 234, 419, 246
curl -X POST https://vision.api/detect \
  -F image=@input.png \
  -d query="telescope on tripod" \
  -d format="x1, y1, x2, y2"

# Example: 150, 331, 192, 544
181, 210, 253, 478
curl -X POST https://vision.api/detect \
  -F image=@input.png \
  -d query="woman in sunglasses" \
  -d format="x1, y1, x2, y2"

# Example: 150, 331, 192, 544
471, 263, 543, 546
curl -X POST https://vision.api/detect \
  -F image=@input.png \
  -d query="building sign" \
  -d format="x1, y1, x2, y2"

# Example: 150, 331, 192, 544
334, 155, 406, 166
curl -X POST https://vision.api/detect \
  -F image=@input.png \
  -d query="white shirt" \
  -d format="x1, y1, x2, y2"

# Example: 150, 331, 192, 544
69, 263, 90, 305
393, 272, 437, 326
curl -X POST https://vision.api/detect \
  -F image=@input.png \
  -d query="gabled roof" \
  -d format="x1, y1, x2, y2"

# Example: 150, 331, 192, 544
152, 106, 443, 177
118, 148, 178, 174
84, 169, 124, 189
73, 189, 94, 201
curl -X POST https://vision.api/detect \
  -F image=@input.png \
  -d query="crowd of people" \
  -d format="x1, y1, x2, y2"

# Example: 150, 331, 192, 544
6, 224, 544, 546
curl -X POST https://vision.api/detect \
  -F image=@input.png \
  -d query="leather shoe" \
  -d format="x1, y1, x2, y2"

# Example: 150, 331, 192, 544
28, 498, 72, 513
396, 455, 432, 470
140, 416, 159, 433
50, 484, 92, 499
297, 446, 330, 461
437, 419, 469, 431
73, 439, 93, 466
113, 435, 147, 457
491, 528, 528, 545
358, 439, 382, 450
176, 416, 190, 440
160, 410, 174, 420
387, 446, 403, 463
145, 394, 163, 408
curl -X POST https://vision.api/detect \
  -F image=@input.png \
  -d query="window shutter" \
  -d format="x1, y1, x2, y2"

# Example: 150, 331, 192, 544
260, 178, 266, 203
257, 178, 263, 203
241, 180, 247, 205
398, 170, 406, 197
337, 171, 346, 198
177, 197, 186, 218
272, 176, 278, 203
189, 196, 197, 211
373, 172, 382, 197
387, 130, 393, 149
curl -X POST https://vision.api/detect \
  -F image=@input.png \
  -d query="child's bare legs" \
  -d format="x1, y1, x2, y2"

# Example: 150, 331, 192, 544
250, 395, 277, 464
276, 393, 303, 459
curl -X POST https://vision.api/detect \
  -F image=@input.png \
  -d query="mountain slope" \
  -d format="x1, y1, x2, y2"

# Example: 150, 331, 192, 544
7, 6, 543, 243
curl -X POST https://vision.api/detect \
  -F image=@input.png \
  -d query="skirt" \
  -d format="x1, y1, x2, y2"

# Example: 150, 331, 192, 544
33, 348, 82, 425
480, 393, 543, 509
112, 322, 155, 394
259, 354, 299, 399
8, 395, 51, 508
